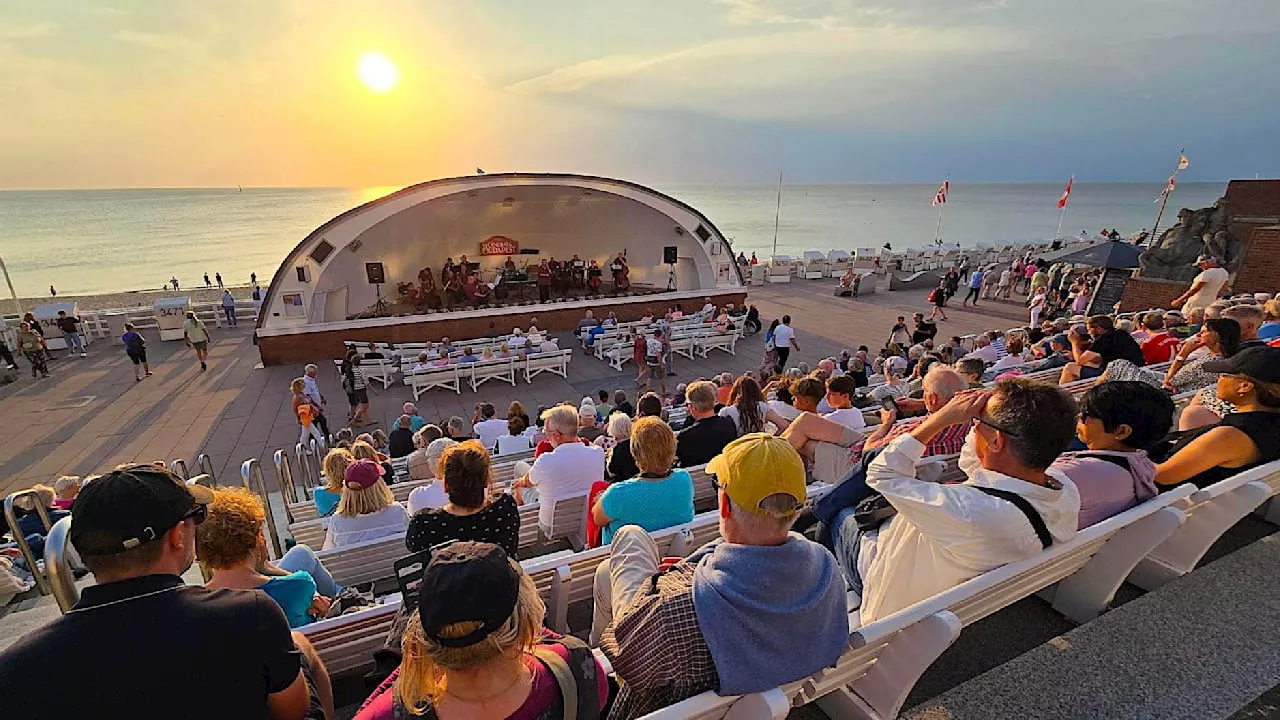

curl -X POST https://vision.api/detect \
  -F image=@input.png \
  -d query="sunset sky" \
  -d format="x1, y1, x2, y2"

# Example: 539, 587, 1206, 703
2, 0, 1277, 188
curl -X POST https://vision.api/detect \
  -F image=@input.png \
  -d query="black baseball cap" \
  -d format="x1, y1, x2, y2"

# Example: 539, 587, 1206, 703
417, 542, 519, 648
70, 464, 213, 556
1201, 346, 1280, 384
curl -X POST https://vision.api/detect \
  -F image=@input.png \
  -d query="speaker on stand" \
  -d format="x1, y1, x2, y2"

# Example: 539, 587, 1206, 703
366, 262, 388, 316
663, 246, 678, 291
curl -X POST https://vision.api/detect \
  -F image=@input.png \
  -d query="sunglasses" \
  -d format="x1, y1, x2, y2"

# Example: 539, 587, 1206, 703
181, 503, 208, 526
975, 416, 1021, 437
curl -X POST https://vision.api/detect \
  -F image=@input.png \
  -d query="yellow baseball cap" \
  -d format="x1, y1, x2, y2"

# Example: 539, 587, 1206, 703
706, 433, 806, 516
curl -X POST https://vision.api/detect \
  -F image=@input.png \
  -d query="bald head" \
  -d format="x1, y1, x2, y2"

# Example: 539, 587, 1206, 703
923, 367, 969, 412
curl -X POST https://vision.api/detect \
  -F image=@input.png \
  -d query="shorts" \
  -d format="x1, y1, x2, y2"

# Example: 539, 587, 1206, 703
1079, 365, 1104, 380
191, 341, 208, 351
647, 360, 663, 371
347, 388, 369, 405
127, 350, 148, 365
811, 426, 866, 485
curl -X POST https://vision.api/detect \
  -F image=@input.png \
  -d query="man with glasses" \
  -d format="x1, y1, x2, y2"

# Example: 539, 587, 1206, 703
0, 464, 331, 720
512, 405, 604, 529
839, 380, 1082, 624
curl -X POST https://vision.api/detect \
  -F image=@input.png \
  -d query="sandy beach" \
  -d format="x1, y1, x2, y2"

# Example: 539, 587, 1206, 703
11, 285, 257, 313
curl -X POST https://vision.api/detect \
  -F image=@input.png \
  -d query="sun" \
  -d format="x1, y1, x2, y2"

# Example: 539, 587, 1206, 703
357, 52, 400, 93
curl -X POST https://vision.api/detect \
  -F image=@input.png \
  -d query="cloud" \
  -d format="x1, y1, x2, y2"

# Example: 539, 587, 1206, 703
0, 22, 56, 40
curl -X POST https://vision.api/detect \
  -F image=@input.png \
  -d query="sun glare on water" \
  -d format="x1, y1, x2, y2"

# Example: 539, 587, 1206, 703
358, 52, 400, 93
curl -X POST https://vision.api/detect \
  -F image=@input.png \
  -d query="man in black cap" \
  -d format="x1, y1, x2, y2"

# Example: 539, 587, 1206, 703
0, 463, 331, 720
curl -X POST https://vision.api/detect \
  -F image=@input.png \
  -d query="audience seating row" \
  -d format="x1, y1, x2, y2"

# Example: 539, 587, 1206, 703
398, 350, 573, 397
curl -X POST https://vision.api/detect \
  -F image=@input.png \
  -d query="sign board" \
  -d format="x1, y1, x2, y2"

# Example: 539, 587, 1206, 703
480, 235, 518, 256
281, 293, 306, 318
154, 296, 191, 341
1086, 268, 1130, 316
34, 302, 92, 350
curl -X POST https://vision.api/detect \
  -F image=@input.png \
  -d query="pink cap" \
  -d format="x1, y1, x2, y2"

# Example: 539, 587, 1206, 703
344, 459, 383, 490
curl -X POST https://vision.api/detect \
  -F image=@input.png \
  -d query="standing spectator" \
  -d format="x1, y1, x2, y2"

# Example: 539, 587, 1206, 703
302, 364, 332, 440
17, 322, 49, 379
323, 459, 410, 549
512, 405, 605, 529
204, 272, 212, 287
215, 272, 223, 288
594, 435, 848, 716
340, 350, 375, 427
55, 310, 86, 358
1170, 254, 1230, 315
592, 417, 694, 544
388, 415, 416, 459
772, 315, 800, 372
472, 402, 508, 451
1028, 286, 1047, 328
121, 322, 152, 381
182, 311, 211, 371
943, 267, 960, 300
0, 463, 333, 720
675, 381, 739, 467
406, 441, 521, 555
221, 290, 238, 327
643, 330, 667, 397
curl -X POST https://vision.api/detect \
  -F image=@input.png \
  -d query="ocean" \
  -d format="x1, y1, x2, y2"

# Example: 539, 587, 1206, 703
0, 182, 1225, 297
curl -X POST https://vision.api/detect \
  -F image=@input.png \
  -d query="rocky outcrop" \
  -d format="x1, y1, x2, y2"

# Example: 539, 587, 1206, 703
1138, 198, 1242, 282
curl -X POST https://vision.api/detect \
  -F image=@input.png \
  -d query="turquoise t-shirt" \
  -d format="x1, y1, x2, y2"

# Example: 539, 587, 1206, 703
409, 416, 427, 432
259, 571, 318, 628
600, 469, 696, 545
313, 488, 340, 517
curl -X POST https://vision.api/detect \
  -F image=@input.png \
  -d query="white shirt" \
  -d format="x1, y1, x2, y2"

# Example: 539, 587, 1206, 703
322, 503, 410, 549
773, 323, 796, 348
495, 433, 533, 456
539, 340, 559, 353
1181, 267, 1229, 314
998, 269, 1013, 286
858, 433, 1080, 623
988, 353, 1028, 373
963, 345, 999, 365
508, 335, 529, 349
718, 401, 772, 434
302, 375, 323, 406
528, 441, 604, 529
823, 407, 867, 431
407, 482, 448, 515
474, 418, 510, 451
766, 400, 801, 421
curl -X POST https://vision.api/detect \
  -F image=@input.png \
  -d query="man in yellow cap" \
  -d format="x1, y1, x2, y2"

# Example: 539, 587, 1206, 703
595, 434, 848, 719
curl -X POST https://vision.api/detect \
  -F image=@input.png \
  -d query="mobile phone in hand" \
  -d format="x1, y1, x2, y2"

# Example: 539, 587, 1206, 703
880, 397, 899, 413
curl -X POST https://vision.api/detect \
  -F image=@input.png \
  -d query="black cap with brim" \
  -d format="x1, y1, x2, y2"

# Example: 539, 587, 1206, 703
417, 541, 519, 648
70, 465, 213, 556
1201, 346, 1280, 384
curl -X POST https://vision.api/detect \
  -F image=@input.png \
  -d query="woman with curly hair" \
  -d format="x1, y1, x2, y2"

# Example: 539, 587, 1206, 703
354, 542, 607, 720
199, 486, 342, 627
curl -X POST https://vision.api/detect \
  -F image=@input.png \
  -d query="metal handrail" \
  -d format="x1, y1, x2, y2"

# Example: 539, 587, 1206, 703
241, 459, 283, 559
197, 453, 216, 485
3, 489, 54, 595
186, 479, 214, 582
188, 473, 215, 488
169, 459, 190, 480
307, 437, 327, 498
43, 516, 79, 612
273, 450, 298, 519
294, 442, 316, 493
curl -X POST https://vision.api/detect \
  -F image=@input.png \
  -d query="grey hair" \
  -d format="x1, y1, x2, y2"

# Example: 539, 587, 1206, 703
727, 496, 798, 537
922, 366, 969, 403
607, 412, 633, 440
304, 363, 318, 373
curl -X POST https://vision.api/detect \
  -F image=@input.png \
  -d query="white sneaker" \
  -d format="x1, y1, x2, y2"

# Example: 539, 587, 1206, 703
81, 352, 87, 357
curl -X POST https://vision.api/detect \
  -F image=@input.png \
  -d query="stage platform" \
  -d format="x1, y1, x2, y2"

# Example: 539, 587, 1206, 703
255, 287, 746, 365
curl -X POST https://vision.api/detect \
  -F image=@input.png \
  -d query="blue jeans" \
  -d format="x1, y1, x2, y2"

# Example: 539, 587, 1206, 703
832, 507, 867, 599
64, 332, 84, 354
223, 306, 237, 326
277, 544, 342, 597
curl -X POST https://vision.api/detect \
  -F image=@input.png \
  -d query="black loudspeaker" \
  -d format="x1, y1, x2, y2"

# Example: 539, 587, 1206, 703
365, 262, 386, 285
663, 246, 678, 264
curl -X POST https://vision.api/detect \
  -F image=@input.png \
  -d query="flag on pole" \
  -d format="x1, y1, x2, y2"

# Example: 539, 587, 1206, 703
1156, 174, 1176, 202
1177, 154, 1189, 170
932, 179, 949, 207
1057, 176, 1074, 209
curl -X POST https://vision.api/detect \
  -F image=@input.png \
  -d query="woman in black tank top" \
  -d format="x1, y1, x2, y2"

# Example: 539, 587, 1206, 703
1154, 347, 1280, 489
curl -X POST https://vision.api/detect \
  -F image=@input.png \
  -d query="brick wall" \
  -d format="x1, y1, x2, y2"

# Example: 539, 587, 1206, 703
1232, 226, 1280, 296
1119, 277, 1187, 313
258, 291, 747, 366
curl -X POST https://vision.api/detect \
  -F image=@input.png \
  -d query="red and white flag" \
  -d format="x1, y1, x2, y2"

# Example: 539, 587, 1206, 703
932, 179, 949, 207
1057, 176, 1074, 209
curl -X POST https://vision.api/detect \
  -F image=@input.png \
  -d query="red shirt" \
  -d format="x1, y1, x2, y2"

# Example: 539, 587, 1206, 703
1141, 331, 1180, 365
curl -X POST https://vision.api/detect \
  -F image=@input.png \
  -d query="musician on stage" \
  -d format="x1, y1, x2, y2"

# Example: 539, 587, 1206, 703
504, 255, 517, 272
536, 259, 553, 302
587, 259, 603, 295
464, 273, 491, 306
443, 267, 463, 308
441, 258, 456, 284
570, 254, 586, 288
459, 254, 472, 276
419, 267, 440, 308
610, 252, 630, 291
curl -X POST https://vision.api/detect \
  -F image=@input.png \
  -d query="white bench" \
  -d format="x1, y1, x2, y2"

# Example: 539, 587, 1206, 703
698, 330, 739, 357
524, 349, 572, 383
404, 364, 461, 397
465, 356, 517, 391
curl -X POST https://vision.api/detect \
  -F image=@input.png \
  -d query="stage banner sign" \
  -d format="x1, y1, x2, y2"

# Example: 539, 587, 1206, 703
480, 235, 518, 256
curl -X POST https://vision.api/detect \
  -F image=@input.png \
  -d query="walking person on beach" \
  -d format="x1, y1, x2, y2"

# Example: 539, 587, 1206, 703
250, 272, 257, 285
49, 285, 56, 297
203, 273, 211, 288
215, 272, 223, 289
182, 311, 210, 371
291, 378, 326, 446
220, 290, 237, 327
928, 280, 950, 321
55, 310, 86, 358
17, 322, 49, 379
962, 267, 983, 307
121, 322, 152, 381
170, 275, 180, 291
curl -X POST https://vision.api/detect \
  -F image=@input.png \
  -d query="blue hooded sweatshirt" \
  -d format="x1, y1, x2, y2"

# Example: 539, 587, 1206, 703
691, 533, 849, 696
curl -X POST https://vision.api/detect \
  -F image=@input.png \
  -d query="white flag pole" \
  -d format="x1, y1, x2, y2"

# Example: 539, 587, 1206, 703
0, 253, 22, 318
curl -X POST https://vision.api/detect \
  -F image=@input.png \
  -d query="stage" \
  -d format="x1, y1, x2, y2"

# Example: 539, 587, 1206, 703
255, 287, 747, 365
